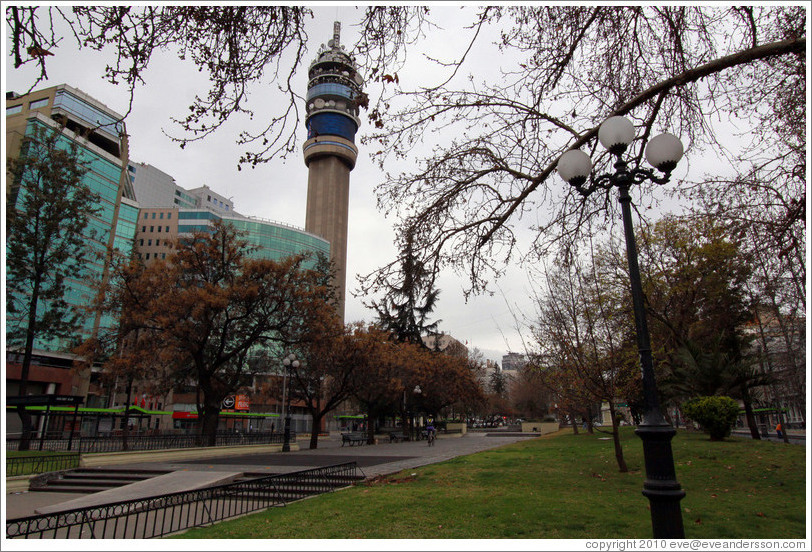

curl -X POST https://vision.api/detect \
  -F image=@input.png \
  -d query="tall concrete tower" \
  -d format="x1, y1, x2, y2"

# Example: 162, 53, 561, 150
303, 22, 364, 321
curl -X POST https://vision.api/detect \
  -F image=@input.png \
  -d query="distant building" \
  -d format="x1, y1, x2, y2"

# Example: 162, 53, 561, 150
501, 352, 527, 373
744, 310, 806, 429
422, 333, 468, 359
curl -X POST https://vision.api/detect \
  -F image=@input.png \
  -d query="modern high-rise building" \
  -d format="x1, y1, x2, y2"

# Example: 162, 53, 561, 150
303, 22, 364, 321
5, 84, 139, 404
130, 162, 330, 265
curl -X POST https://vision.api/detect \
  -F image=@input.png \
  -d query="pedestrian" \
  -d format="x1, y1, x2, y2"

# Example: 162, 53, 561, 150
775, 422, 783, 439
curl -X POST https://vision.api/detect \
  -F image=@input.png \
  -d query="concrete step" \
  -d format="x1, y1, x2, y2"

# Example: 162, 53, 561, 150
31, 485, 113, 494
69, 467, 172, 477
32, 467, 172, 494
62, 472, 153, 481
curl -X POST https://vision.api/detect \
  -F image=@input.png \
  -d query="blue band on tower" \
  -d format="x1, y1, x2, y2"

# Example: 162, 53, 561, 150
306, 112, 358, 142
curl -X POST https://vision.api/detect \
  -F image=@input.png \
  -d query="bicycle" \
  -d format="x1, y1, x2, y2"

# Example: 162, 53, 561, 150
427, 429, 436, 446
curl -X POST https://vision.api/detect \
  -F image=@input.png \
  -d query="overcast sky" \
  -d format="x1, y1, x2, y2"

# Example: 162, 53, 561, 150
4, 6, 557, 364
5, 5, 743, 367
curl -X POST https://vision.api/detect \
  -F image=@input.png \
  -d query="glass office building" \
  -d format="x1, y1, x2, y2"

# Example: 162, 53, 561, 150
6, 84, 137, 399
176, 211, 330, 263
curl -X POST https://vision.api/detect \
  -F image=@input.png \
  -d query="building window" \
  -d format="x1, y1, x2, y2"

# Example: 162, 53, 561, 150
139, 239, 144, 246
165, 226, 170, 232
167, 213, 172, 219
157, 226, 162, 233
145, 253, 150, 260
148, 239, 152, 246
142, 226, 146, 232
150, 226, 154, 232
6, 105, 23, 115
159, 212, 164, 219
151, 213, 156, 219
29, 98, 49, 110
144, 213, 149, 219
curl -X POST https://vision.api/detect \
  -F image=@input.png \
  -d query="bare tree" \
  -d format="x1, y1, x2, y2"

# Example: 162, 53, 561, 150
362, 6, 805, 297
529, 256, 640, 472
6, 6, 430, 168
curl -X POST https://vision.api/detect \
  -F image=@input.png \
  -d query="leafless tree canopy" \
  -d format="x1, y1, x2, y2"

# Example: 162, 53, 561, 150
7, 6, 805, 300
361, 6, 805, 297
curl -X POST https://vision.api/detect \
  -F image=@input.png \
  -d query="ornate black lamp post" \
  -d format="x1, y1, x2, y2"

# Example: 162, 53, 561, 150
557, 116, 686, 538
281, 353, 299, 452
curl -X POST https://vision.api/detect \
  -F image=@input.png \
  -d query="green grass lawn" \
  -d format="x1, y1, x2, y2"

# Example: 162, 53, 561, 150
175, 428, 806, 539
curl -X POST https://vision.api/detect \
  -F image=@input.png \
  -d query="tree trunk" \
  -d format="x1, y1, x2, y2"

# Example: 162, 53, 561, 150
16, 280, 41, 451
122, 379, 133, 451
570, 411, 579, 435
309, 410, 322, 449
201, 404, 220, 447
742, 395, 761, 440
609, 403, 628, 473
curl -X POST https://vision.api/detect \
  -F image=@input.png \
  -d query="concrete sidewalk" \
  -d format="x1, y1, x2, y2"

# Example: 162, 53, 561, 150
5, 431, 538, 520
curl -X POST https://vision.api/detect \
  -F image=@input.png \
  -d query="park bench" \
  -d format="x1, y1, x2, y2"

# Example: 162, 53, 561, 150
341, 432, 366, 446
389, 431, 408, 443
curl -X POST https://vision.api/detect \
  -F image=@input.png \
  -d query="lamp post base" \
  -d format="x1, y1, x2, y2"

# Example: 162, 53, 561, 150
636, 423, 686, 538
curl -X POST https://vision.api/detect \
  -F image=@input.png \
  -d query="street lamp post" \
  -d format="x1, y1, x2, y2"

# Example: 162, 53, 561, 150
281, 353, 299, 452
557, 116, 686, 538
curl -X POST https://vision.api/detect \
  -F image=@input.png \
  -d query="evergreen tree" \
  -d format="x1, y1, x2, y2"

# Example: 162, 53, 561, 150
368, 229, 441, 346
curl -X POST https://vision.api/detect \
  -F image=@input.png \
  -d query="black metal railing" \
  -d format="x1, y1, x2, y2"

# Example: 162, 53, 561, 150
6, 453, 81, 477
6, 431, 294, 454
7, 462, 364, 539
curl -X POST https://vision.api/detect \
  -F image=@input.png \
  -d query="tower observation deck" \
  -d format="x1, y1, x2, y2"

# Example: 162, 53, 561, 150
303, 22, 364, 321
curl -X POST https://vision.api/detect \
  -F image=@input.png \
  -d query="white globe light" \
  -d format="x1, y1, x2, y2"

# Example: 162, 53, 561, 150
598, 116, 635, 153
645, 133, 684, 172
557, 149, 592, 185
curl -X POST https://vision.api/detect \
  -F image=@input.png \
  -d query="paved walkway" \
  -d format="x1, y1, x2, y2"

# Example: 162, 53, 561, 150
5, 431, 538, 519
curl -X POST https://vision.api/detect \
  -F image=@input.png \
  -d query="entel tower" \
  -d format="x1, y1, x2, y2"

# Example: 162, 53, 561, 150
303, 22, 364, 321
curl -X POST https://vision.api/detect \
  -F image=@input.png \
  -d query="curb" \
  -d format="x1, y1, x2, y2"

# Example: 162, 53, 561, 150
80, 442, 299, 467
6, 475, 33, 493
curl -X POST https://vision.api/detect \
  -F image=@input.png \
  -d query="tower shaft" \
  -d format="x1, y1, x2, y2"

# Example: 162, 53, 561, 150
303, 22, 364, 322
305, 155, 350, 320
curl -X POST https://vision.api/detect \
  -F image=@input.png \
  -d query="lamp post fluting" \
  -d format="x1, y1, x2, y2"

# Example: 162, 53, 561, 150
281, 353, 299, 453
557, 116, 686, 538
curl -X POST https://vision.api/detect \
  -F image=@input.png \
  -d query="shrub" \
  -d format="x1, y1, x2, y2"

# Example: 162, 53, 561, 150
682, 396, 740, 440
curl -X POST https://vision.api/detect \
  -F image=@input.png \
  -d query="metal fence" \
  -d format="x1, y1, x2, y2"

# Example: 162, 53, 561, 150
6, 453, 81, 477
6, 431, 293, 454
6, 462, 364, 539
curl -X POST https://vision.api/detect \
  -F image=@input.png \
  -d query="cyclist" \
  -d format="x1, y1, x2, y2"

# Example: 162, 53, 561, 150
426, 420, 436, 446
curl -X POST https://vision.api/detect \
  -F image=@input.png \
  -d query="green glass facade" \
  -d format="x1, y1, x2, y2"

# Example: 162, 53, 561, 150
177, 211, 329, 263
7, 115, 136, 353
